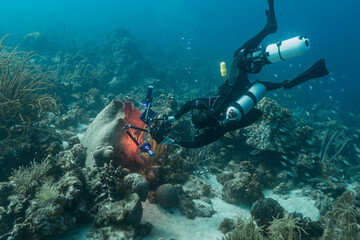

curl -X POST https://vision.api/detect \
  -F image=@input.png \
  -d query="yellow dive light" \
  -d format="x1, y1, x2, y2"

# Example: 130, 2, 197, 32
220, 62, 227, 78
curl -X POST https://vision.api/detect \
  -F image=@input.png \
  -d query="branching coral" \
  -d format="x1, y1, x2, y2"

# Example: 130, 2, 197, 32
188, 144, 216, 177
222, 216, 265, 240
321, 190, 359, 240
267, 213, 307, 240
11, 158, 52, 196
0, 35, 59, 139
34, 182, 60, 206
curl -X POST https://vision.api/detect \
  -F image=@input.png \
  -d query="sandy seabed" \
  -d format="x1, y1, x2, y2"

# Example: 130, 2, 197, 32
53, 174, 321, 240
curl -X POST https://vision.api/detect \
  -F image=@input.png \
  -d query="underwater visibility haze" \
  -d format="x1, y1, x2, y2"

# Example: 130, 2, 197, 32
0, 0, 360, 239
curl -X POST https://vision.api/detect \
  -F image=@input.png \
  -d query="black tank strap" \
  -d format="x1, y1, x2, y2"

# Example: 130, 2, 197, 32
244, 90, 258, 105
276, 40, 285, 61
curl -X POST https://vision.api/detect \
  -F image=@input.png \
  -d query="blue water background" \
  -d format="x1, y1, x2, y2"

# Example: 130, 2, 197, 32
1, 0, 359, 114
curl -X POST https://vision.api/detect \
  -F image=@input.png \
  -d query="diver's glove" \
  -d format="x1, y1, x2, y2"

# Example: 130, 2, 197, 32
161, 136, 179, 147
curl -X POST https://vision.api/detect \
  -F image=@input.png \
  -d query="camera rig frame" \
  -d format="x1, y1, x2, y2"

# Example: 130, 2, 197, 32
123, 86, 171, 158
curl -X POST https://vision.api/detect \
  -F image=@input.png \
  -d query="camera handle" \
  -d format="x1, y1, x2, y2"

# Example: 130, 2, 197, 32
123, 125, 155, 157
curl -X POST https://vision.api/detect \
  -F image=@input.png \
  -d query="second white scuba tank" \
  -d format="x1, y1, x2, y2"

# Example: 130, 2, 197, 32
265, 36, 310, 63
224, 83, 267, 123
251, 36, 310, 64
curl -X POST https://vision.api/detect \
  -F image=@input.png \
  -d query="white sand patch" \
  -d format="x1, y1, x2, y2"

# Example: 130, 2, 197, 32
76, 123, 89, 140
142, 198, 250, 240
346, 181, 359, 191
263, 189, 320, 221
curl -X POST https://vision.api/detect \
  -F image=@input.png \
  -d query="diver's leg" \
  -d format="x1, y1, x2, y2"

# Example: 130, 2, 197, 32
233, 0, 277, 57
257, 80, 284, 91
283, 58, 329, 89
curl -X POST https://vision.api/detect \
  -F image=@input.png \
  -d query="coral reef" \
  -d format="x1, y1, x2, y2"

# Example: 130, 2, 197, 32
250, 198, 285, 229
0, 27, 359, 239
222, 216, 265, 240
321, 190, 360, 240
222, 171, 263, 205
0, 35, 59, 139
267, 213, 307, 240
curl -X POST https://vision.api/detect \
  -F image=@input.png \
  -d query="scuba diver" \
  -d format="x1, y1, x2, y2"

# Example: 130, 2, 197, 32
158, 0, 329, 148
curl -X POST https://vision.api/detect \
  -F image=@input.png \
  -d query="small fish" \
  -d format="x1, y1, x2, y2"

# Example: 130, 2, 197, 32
340, 88, 345, 92
329, 77, 336, 81
304, 172, 310, 177
342, 160, 351, 166
250, 149, 262, 156
309, 85, 313, 90
349, 112, 355, 117
326, 117, 332, 121
279, 128, 288, 133
331, 110, 337, 115
342, 125, 349, 131
273, 93, 278, 97
356, 129, 360, 133
354, 146, 360, 153
299, 63, 302, 67
288, 159, 296, 165
329, 96, 333, 100
280, 161, 287, 167
280, 137, 286, 142
325, 89, 331, 93
330, 177, 339, 183
306, 140, 314, 145
319, 81, 324, 84
227, 144, 235, 149
289, 64, 293, 67
297, 85, 302, 90
285, 171, 295, 177
274, 73, 278, 78
353, 134, 359, 139
305, 111, 310, 117
281, 155, 288, 160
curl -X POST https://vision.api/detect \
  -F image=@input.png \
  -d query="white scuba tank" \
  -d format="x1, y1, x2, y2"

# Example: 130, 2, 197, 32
224, 83, 267, 123
265, 36, 310, 63
251, 36, 310, 64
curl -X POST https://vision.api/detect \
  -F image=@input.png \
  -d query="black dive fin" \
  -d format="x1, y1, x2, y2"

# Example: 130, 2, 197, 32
265, 0, 277, 33
284, 58, 329, 89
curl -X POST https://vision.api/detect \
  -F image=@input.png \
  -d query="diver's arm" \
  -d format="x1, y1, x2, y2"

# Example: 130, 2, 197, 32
175, 134, 221, 148
255, 80, 284, 91
176, 126, 228, 148
173, 100, 197, 120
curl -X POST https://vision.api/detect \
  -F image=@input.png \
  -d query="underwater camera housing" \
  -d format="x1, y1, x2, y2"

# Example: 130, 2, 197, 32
123, 86, 171, 157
